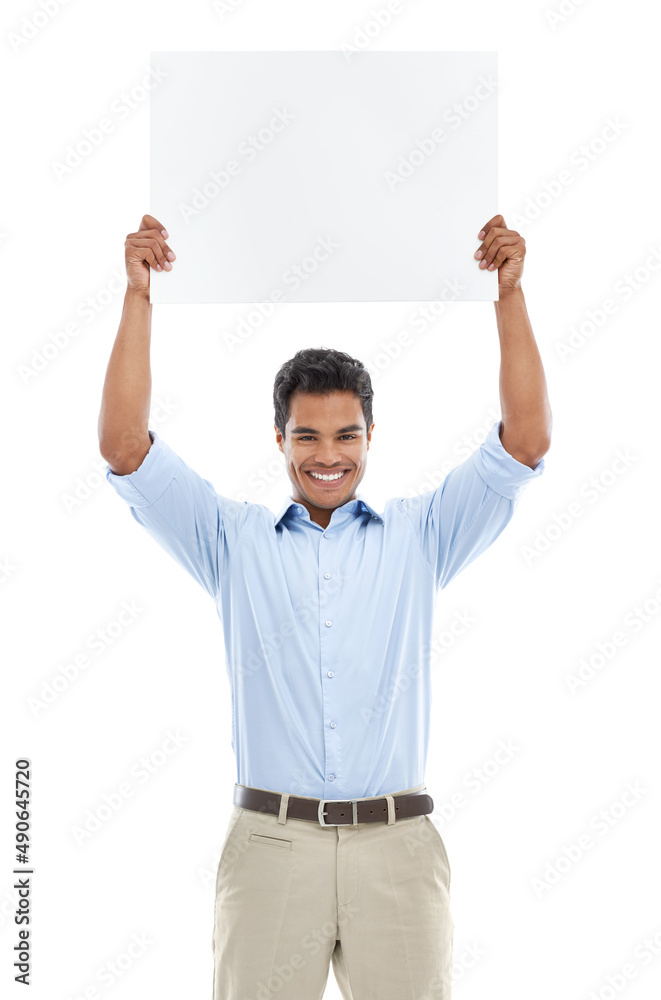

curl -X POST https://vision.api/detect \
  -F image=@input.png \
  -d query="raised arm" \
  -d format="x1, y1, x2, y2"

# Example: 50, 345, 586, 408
474, 214, 553, 469
98, 214, 175, 474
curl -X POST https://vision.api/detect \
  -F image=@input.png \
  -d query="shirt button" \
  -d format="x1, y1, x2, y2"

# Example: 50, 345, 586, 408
323, 531, 330, 538
330, 721, 337, 728
372, 515, 378, 519
297, 506, 303, 513
325, 619, 332, 627
327, 671, 334, 677
324, 572, 331, 579
328, 774, 335, 781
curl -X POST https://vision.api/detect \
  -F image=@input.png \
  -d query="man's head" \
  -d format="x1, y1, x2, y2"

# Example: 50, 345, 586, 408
273, 348, 375, 522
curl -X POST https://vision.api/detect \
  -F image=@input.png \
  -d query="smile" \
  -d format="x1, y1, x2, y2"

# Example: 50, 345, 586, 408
306, 470, 349, 483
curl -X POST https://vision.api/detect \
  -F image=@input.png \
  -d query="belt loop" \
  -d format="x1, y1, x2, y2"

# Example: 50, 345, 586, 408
278, 793, 290, 825
385, 794, 396, 825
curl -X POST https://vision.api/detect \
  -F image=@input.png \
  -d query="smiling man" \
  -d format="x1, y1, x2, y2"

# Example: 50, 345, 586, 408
277, 384, 369, 528
99, 213, 551, 1000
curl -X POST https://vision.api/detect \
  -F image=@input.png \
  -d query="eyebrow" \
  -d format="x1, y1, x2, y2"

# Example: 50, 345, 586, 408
290, 424, 363, 434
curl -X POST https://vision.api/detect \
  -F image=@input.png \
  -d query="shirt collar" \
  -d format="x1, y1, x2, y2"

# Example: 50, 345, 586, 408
274, 492, 384, 526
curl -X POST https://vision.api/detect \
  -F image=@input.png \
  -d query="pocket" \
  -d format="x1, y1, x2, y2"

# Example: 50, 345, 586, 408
215, 807, 245, 892
249, 833, 292, 850
424, 815, 451, 886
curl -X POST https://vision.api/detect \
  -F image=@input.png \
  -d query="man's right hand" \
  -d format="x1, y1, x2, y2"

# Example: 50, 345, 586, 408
125, 214, 176, 292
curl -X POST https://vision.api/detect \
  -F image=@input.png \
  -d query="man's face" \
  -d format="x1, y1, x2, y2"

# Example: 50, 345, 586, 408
275, 389, 373, 517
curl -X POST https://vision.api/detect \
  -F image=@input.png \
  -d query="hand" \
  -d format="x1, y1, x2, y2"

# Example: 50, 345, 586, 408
124, 214, 176, 293
474, 214, 525, 292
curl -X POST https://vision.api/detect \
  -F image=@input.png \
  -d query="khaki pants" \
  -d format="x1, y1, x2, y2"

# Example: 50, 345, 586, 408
212, 783, 453, 999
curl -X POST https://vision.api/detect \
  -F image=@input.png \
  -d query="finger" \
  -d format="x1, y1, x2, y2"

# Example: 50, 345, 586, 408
477, 214, 506, 240
126, 227, 170, 252
480, 226, 517, 253
140, 214, 169, 239
491, 244, 524, 271
128, 244, 161, 271
138, 227, 176, 262
474, 227, 512, 260
126, 237, 167, 271
480, 236, 521, 268
127, 230, 175, 269
478, 236, 522, 269
132, 238, 173, 271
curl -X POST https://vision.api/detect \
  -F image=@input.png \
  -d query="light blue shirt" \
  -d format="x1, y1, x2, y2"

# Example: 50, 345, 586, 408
104, 419, 544, 800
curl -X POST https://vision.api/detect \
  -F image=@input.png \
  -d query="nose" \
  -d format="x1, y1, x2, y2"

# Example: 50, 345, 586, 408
314, 444, 343, 465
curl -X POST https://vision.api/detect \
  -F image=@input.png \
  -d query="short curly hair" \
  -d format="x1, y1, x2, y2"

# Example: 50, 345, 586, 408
273, 347, 374, 439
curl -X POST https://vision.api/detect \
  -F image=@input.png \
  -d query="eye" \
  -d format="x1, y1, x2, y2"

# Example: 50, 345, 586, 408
296, 434, 357, 441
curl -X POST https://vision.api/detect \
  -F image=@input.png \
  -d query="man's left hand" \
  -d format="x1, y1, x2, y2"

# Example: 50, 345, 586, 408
474, 214, 525, 292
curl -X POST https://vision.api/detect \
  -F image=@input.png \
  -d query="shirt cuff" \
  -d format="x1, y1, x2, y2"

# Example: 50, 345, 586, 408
104, 430, 179, 508
472, 419, 546, 500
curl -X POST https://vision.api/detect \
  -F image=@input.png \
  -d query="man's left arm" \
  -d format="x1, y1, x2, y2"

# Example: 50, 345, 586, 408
397, 216, 552, 591
475, 214, 553, 467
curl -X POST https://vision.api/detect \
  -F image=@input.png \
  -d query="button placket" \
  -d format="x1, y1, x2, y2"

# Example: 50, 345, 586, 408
320, 526, 340, 791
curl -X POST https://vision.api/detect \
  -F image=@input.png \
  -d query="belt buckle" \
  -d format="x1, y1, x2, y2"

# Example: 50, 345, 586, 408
318, 798, 358, 826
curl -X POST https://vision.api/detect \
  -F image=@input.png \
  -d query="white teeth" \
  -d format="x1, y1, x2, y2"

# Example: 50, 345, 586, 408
309, 470, 347, 481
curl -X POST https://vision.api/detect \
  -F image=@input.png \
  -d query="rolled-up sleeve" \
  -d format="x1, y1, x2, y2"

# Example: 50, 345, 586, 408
104, 430, 251, 599
398, 419, 546, 590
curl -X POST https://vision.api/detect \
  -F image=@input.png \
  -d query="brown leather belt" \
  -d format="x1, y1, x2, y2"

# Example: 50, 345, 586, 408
233, 783, 434, 826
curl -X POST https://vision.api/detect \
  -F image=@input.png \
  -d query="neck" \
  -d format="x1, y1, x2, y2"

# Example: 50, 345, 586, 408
295, 493, 356, 529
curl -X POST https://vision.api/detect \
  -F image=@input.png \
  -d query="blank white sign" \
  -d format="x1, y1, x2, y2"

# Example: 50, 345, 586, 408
149, 51, 498, 303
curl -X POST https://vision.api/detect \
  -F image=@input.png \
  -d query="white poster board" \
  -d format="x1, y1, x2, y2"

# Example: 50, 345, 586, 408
150, 51, 498, 303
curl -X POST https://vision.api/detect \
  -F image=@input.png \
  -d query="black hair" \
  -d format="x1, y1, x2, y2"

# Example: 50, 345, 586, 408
273, 347, 374, 439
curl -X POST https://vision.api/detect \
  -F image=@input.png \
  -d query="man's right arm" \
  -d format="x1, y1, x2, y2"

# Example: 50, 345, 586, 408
97, 216, 253, 601
98, 214, 174, 472
98, 286, 153, 474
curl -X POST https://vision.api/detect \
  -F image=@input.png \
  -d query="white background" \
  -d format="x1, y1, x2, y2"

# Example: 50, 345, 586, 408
2, 2, 660, 999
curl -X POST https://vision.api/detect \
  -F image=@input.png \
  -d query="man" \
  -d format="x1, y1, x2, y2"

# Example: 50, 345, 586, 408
99, 213, 551, 999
